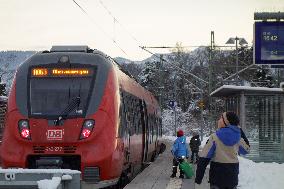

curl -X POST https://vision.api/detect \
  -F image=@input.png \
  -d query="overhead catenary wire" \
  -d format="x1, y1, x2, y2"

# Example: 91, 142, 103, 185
96, 0, 208, 87
72, 0, 129, 56
141, 45, 252, 49
140, 46, 208, 84
76, 0, 211, 86
98, 0, 141, 45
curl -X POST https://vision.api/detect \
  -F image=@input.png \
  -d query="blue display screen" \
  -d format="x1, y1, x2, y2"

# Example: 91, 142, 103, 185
254, 22, 284, 64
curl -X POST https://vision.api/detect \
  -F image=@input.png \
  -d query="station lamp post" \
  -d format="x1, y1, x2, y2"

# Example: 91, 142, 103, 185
226, 37, 248, 82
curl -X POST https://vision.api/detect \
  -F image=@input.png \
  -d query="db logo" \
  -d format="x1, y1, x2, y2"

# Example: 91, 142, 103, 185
47, 129, 63, 140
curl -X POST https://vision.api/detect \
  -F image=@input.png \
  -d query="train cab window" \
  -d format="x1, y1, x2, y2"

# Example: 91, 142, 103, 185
29, 70, 94, 118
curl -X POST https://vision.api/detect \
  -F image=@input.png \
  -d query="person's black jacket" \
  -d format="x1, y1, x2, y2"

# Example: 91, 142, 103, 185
189, 135, 201, 152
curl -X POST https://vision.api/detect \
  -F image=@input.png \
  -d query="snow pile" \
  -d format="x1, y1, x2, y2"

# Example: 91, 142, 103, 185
37, 177, 61, 189
62, 174, 73, 181
238, 157, 284, 189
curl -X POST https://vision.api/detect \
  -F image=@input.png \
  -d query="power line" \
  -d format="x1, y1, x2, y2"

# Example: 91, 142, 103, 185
74, 0, 239, 87
72, 0, 129, 56
98, 0, 141, 45
141, 45, 252, 49
140, 46, 208, 84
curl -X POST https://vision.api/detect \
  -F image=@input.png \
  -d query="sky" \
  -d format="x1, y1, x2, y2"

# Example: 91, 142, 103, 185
1, 0, 284, 60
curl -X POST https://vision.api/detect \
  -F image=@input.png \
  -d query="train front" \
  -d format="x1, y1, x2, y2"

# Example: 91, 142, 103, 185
0, 46, 123, 188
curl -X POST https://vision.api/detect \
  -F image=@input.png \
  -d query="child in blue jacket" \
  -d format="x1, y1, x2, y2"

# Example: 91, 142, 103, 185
171, 129, 189, 178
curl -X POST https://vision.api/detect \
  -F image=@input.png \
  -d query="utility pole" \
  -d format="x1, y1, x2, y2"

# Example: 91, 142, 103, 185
200, 92, 204, 141
235, 37, 239, 81
159, 54, 164, 110
174, 72, 177, 136
209, 31, 215, 134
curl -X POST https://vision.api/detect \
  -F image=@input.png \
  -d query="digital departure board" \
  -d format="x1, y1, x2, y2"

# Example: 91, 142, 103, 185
254, 22, 284, 64
31, 68, 93, 77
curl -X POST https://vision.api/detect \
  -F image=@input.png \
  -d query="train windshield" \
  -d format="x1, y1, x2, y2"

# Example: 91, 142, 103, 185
29, 67, 94, 118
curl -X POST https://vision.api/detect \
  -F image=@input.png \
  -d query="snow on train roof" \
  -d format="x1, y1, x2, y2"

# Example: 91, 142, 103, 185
210, 85, 284, 97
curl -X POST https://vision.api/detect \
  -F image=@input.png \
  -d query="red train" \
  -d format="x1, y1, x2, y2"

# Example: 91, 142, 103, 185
0, 46, 162, 188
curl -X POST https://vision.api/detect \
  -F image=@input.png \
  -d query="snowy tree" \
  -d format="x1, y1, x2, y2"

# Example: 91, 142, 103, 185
0, 51, 35, 92
119, 62, 142, 79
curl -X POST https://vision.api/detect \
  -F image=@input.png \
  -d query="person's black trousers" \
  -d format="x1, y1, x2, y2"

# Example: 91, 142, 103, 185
191, 150, 199, 162
172, 158, 184, 176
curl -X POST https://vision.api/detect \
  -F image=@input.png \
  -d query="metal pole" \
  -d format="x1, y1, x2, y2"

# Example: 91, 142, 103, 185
240, 91, 246, 131
174, 72, 177, 136
209, 31, 214, 134
200, 93, 204, 141
236, 37, 239, 82
160, 55, 163, 110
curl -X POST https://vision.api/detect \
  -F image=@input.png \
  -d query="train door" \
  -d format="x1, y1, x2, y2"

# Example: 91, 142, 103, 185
141, 100, 149, 163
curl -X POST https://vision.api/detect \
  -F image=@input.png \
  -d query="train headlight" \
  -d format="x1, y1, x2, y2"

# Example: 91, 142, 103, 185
18, 120, 31, 140
81, 129, 91, 138
80, 120, 95, 140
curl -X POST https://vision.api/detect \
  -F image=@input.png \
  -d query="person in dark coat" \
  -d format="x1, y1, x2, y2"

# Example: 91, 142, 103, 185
189, 132, 201, 163
171, 129, 189, 179
195, 112, 250, 189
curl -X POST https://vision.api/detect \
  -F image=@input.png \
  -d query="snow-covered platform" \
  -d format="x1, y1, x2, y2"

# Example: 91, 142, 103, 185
124, 140, 209, 189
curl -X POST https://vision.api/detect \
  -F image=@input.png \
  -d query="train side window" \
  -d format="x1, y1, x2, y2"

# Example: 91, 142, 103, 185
133, 98, 137, 134
118, 92, 126, 138
125, 95, 132, 136
135, 99, 140, 134
149, 116, 151, 143
131, 97, 135, 135
118, 104, 123, 137
156, 117, 159, 137
150, 115, 153, 143
152, 117, 154, 142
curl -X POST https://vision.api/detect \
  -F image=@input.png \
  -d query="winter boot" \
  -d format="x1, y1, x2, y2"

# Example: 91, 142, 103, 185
170, 173, 176, 178
171, 165, 177, 178
179, 170, 185, 179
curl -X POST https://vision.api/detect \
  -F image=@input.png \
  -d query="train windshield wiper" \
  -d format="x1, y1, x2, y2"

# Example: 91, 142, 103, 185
55, 97, 81, 125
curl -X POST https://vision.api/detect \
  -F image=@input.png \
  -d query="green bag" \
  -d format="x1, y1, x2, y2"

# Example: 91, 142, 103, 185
179, 161, 194, 179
